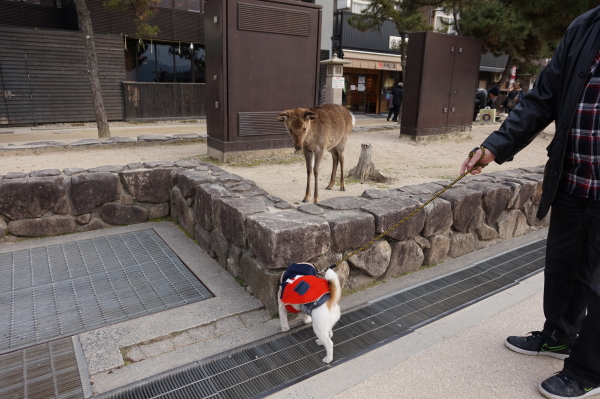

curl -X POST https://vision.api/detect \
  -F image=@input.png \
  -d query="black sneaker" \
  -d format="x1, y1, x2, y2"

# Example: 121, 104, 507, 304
539, 372, 600, 399
505, 331, 570, 359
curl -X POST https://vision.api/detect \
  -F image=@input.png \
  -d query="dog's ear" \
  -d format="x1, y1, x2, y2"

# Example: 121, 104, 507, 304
276, 111, 289, 122
304, 110, 317, 120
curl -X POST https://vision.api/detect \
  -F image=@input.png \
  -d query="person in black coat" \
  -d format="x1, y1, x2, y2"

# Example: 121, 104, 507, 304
501, 81, 524, 114
391, 82, 403, 122
461, 6, 600, 398
473, 86, 499, 121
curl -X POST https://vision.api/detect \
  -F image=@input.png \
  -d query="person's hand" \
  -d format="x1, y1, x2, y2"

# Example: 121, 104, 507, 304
460, 147, 496, 175
499, 105, 504, 108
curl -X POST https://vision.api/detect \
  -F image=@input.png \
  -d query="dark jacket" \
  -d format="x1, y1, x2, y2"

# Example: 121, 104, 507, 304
481, 6, 600, 219
502, 89, 523, 109
392, 87, 403, 106
475, 88, 494, 110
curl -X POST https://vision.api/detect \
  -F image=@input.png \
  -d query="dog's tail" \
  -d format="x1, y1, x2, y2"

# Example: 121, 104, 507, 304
325, 268, 341, 308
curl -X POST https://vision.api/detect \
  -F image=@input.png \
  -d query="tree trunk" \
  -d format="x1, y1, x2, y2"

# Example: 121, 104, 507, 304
348, 143, 389, 182
498, 53, 514, 88
452, 8, 461, 36
73, 0, 111, 138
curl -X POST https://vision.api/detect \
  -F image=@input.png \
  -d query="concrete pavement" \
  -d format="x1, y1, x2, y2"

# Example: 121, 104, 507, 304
0, 114, 402, 146
72, 224, 548, 398
0, 219, 550, 398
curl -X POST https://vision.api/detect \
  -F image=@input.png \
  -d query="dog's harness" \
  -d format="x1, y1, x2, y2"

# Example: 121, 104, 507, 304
280, 263, 330, 315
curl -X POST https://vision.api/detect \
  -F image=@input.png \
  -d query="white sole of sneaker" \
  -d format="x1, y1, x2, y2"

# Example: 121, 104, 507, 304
539, 383, 600, 399
504, 339, 569, 360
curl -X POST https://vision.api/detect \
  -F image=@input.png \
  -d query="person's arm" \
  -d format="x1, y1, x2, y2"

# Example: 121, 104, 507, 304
461, 26, 570, 174
460, 147, 496, 175
480, 33, 566, 164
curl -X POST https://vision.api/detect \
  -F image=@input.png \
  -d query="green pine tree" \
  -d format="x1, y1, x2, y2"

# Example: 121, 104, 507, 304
458, 0, 549, 86
104, 0, 161, 37
347, 0, 432, 80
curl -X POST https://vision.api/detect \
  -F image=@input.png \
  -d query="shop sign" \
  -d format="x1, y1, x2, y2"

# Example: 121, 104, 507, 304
331, 77, 344, 89
376, 62, 399, 70
358, 84, 366, 92
350, 85, 357, 91
358, 76, 366, 84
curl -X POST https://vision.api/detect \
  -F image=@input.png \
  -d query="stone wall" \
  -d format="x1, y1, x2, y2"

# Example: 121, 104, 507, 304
0, 160, 549, 314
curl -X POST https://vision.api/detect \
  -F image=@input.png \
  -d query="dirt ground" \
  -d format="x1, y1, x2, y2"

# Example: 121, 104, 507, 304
0, 124, 553, 205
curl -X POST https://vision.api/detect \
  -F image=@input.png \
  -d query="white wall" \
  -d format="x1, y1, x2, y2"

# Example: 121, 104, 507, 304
316, 0, 333, 54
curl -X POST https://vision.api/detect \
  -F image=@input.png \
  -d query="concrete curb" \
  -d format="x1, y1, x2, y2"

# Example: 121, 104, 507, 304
0, 134, 208, 154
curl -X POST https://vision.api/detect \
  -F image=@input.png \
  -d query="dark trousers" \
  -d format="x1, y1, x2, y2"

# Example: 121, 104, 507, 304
391, 104, 400, 121
543, 188, 600, 385
387, 107, 394, 120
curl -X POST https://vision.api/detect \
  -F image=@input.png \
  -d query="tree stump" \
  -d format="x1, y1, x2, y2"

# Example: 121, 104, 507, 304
348, 143, 389, 183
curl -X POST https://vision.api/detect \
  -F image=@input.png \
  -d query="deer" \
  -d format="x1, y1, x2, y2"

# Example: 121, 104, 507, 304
276, 104, 355, 203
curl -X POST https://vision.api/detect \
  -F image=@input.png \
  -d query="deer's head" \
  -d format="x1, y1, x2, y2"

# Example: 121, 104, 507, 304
276, 108, 317, 151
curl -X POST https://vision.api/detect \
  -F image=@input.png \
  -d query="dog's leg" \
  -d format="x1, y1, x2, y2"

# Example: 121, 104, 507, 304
277, 289, 290, 332
329, 304, 341, 339
312, 307, 334, 364
302, 314, 312, 325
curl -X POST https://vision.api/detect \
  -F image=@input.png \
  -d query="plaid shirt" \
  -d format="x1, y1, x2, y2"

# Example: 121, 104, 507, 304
560, 50, 600, 199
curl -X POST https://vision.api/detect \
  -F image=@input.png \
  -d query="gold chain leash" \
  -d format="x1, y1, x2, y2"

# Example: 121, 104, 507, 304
322, 145, 488, 275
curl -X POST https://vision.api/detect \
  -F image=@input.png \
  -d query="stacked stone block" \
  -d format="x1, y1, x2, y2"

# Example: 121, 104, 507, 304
0, 161, 549, 315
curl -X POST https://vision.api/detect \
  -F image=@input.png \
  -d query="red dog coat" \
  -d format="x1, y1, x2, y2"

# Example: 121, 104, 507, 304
280, 263, 330, 314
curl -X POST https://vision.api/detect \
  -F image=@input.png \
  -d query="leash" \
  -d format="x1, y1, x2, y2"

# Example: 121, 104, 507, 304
320, 146, 488, 276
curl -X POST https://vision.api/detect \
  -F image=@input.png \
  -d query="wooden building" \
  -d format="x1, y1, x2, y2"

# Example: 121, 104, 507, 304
0, 0, 207, 126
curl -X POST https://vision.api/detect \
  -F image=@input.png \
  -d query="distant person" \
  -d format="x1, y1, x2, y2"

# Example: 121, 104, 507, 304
383, 89, 394, 121
391, 82, 403, 122
501, 81, 524, 114
473, 86, 499, 121
460, 5, 600, 398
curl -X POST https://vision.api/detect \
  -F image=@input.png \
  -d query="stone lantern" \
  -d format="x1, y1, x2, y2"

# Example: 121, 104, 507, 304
320, 53, 351, 105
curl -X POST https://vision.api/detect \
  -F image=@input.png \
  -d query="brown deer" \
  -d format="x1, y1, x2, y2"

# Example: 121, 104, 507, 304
276, 104, 355, 203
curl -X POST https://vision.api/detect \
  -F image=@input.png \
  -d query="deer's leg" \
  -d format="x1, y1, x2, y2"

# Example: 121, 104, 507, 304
326, 148, 339, 190
313, 149, 325, 203
303, 151, 314, 203
338, 147, 346, 191
336, 137, 349, 192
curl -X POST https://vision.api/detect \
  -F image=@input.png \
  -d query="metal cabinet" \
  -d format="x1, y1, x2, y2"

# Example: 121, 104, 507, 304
204, 0, 322, 160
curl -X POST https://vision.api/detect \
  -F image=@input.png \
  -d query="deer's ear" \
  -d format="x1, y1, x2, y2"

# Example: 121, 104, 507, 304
304, 111, 317, 120
276, 112, 289, 122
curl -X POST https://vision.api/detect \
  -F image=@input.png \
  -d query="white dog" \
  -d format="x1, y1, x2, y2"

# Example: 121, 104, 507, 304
278, 263, 341, 363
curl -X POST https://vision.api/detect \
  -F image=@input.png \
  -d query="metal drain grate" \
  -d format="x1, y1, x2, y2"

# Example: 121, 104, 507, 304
101, 239, 546, 399
0, 337, 83, 399
0, 229, 213, 354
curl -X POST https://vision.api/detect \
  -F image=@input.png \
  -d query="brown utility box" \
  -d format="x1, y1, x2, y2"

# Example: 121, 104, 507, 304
401, 31, 482, 138
204, 0, 322, 161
